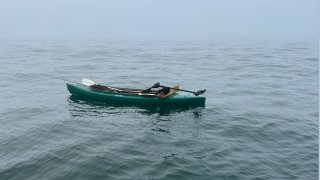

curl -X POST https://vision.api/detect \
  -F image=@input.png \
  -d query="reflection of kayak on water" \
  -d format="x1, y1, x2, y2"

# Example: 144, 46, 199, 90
66, 78, 206, 107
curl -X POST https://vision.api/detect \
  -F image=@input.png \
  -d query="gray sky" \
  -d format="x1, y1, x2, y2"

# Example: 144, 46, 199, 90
0, 0, 318, 39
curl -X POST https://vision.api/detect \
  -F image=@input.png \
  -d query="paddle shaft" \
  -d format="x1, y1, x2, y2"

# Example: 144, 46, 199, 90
159, 86, 196, 94
171, 88, 195, 94
159, 85, 205, 96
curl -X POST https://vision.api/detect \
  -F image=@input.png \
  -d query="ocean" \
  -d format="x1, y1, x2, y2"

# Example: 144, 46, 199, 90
0, 39, 318, 179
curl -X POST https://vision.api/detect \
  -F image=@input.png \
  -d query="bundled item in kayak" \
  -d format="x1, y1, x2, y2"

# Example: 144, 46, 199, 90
159, 86, 170, 95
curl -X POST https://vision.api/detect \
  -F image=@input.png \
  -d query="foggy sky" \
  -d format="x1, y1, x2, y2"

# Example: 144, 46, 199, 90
0, 0, 318, 39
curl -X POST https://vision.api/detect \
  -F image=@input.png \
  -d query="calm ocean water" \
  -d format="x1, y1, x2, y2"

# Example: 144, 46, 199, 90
0, 39, 318, 179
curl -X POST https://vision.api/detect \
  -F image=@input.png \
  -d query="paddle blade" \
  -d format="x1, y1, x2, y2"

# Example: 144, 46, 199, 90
82, 78, 96, 86
151, 82, 161, 88
194, 89, 206, 96
142, 82, 161, 93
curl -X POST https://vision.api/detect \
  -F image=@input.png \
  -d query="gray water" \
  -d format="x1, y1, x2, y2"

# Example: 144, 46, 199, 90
0, 39, 318, 179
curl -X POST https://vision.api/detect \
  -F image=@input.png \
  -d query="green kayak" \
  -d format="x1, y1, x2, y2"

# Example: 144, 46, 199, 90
66, 82, 206, 108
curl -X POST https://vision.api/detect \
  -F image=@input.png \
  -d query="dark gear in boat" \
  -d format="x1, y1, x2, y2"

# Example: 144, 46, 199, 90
159, 86, 170, 95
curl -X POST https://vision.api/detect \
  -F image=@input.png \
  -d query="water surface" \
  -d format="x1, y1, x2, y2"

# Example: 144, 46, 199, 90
0, 39, 318, 179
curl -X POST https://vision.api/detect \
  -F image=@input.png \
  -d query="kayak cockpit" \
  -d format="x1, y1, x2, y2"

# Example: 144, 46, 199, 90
90, 84, 179, 99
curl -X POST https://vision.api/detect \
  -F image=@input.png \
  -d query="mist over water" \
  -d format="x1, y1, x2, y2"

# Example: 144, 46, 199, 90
0, 39, 318, 179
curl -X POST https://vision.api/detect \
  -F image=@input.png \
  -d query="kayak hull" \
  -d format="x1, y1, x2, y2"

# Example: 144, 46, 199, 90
66, 83, 205, 107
